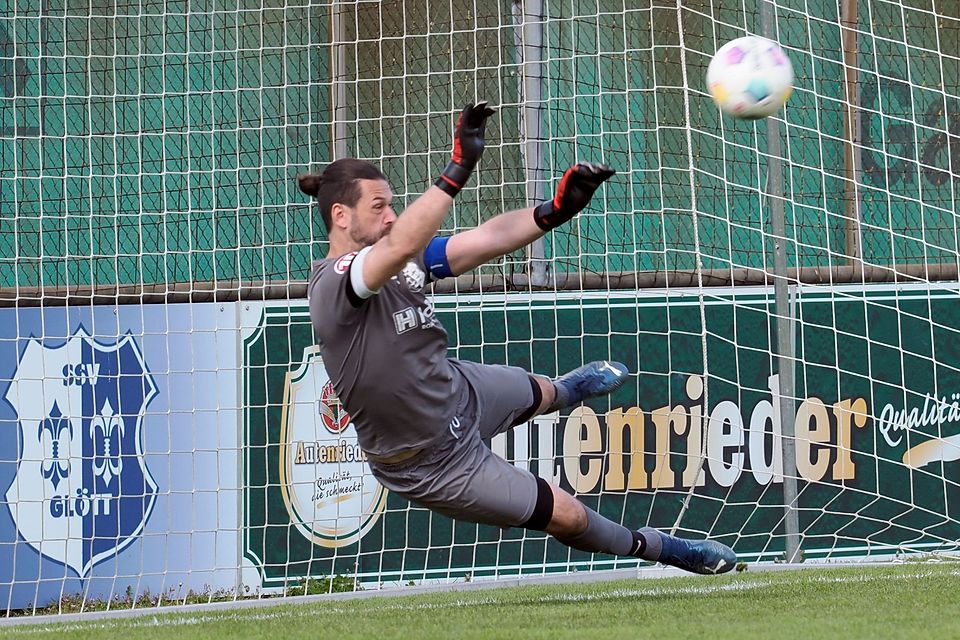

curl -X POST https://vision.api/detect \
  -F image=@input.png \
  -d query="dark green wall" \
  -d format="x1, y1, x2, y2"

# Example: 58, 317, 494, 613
1, 1, 957, 288
1, 0, 331, 287
540, 1, 958, 273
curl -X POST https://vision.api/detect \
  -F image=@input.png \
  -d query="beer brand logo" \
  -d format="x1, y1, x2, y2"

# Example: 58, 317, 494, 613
3, 327, 158, 577
279, 346, 387, 548
319, 381, 350, 434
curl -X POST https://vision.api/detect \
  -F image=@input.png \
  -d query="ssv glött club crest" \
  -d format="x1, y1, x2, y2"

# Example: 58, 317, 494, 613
4, 328, 158, 577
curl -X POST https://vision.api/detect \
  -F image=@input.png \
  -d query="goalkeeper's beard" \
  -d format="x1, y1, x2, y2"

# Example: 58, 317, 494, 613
349, 222, 390, 248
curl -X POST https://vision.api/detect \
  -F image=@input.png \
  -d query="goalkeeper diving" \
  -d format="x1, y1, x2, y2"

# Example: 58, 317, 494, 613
299, 101, 736, 574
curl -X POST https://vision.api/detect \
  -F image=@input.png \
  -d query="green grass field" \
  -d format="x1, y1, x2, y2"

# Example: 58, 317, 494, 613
3, 564, 958, 640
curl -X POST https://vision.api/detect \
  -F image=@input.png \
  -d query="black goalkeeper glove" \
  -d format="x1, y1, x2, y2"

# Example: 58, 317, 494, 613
435, 101, 497, 197
533, 161, 616, 231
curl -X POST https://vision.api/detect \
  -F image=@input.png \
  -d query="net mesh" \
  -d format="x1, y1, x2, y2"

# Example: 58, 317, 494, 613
2, 0, 960, 612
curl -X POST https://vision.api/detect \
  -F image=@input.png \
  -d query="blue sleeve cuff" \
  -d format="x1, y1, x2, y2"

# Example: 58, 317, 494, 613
424, 236, 454, 280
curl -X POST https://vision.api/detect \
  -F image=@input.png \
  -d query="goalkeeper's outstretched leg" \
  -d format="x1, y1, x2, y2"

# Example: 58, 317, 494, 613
539, 476, 737, 574
526, 365, 737, 575
365, 357, 736, 576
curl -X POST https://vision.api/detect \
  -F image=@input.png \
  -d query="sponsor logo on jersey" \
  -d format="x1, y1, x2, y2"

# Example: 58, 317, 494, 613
448, 416, 462, 439
334, 251, 358, 274
393, 307, 418, 334
3, 327, 158, 577
400, 261, 425, 291
392, 301, 441, 335
280, 346, 387, 548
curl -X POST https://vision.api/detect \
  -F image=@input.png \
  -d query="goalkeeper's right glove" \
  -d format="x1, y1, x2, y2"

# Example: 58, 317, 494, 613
435, 101, 497, 198
534, 161, 616, 231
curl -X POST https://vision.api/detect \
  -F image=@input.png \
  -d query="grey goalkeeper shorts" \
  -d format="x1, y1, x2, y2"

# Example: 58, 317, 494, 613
367, 359, 541, 528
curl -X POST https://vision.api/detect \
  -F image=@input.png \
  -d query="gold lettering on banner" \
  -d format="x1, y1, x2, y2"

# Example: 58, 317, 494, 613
556, 375, 870, 492
563, 407, 603, 494
796, 397, 831, 482
832, 398, 868, 480
604, 407, 646, 490
650, 405, 684, 489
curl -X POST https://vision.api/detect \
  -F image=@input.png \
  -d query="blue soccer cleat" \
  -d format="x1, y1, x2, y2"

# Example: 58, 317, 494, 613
640, 527, 737, 575
553, 361, 629, 408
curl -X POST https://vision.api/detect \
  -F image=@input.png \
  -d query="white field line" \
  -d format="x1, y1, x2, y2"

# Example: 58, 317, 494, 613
6, 566, 960, 636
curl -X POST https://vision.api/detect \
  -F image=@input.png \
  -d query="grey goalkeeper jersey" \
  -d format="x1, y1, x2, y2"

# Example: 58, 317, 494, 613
308, 249, 466, 458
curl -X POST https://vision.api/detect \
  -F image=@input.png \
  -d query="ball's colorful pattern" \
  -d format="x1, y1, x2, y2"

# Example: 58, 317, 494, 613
745, 79, 769, 102
725, 47, 746, 65
706, 36, 794, 120
769, 46, 790, 66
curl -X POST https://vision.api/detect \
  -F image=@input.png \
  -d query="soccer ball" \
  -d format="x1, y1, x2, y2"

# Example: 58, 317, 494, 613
706, 36, 794, 120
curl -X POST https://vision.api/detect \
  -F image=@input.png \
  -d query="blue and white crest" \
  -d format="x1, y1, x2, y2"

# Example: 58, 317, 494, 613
4, 327, 158, 578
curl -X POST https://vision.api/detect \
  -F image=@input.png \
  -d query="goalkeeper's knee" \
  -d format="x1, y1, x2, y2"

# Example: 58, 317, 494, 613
520, 476, 555, 532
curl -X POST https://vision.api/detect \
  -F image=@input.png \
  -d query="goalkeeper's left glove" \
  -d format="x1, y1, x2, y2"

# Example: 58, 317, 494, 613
534, 161, 616, 231
435, 101, 497, 198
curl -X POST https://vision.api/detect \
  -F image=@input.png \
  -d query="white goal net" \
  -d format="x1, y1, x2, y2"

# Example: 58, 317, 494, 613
0, 0, 958, 613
